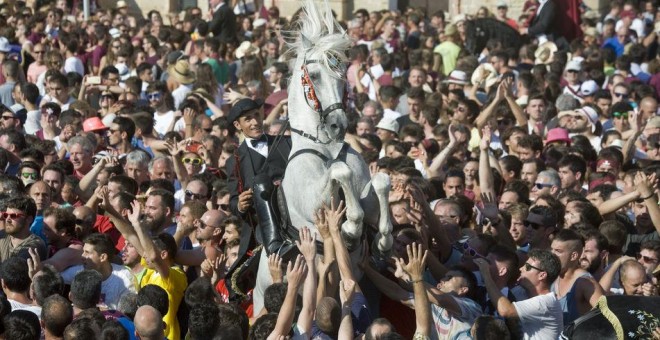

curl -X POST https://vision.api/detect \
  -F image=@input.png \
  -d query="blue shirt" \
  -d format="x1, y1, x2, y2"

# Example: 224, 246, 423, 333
30, 215, 47, 244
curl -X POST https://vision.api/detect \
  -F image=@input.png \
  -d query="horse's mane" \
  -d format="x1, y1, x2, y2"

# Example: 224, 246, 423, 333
285, 0, 351, 77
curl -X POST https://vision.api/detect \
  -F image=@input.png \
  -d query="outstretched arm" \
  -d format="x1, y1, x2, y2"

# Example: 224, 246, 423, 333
475, 82, 505, 130
479, 125, 495, 196
476, 258, 517, 318
268, 255, 307, 340
327, 200, 361, 291
128, 200, 170, 279
295, 227, 318, 335
401, 243, 432, 337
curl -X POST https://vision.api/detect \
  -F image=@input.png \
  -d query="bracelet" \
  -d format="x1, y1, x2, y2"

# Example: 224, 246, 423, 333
641, 193, 655, 200
410, 279, 423, 284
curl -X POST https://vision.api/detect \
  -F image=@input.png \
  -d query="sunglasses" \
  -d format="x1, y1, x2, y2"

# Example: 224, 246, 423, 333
497, 118, 511, 125
567, 70, 579, 73
523, 262, 545, 272
147, 93, 161, 100
0, 212, 26, 220
462, 242, 489, 260
636, 253, 658, 263
185, 190, 205, 200
525, 222, 543, 230
202, 127, 213, 133
182, 158, 203, 165
614, 92, 629, 98
101, 94, 115, 100
612, 111, 628, 119
218, 203, 229, 211
21, 173, 38, 180
1, 116, 14, 121
534, 182, 553, 189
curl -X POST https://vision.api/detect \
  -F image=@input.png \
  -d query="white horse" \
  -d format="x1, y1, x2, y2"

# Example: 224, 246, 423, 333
252, 0, 393, 314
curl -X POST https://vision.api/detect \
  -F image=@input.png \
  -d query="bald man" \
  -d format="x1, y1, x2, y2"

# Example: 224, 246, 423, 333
173, 209, 225, 267
28, 181, 52, 241
73, 205, 124, 252
73, 206, 97, 240
620, 260, 656, 296
134, 305, 164, 340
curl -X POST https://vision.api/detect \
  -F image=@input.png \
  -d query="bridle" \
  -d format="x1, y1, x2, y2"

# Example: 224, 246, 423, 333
289, 55, 348, 144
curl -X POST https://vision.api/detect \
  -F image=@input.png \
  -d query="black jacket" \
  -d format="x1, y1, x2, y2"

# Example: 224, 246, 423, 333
209, 3, 237, 44
225, 134, 291, 218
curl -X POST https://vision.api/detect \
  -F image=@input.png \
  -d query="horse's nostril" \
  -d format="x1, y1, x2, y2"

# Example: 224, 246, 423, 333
331, 124, 338, 129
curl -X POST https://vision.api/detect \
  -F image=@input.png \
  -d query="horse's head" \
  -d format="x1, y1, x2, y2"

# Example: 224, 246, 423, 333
286, 0, 351, 144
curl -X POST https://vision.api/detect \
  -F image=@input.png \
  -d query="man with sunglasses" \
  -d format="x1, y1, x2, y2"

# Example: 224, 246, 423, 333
530, 169, 561, 202
0, 196, 48, 262
107, 116, 136, 157
475, 249, 563, 339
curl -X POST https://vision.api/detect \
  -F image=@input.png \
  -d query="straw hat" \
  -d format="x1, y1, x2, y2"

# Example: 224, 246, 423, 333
471, 63, 498, 89
235, 41, 260, 59
534, 41, 558, 65
168, 60, 196, 84
117, 0, 128, 9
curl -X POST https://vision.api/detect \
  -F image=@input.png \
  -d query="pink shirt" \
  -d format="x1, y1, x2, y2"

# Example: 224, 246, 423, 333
27, 62, 47, 83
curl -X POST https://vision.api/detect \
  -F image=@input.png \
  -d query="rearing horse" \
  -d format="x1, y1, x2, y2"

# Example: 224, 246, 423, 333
252, 0, 393, 314
281, 0, 393, 254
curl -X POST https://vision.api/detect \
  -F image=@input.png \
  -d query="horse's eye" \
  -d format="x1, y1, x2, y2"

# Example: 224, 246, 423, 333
309, 72, 320, 81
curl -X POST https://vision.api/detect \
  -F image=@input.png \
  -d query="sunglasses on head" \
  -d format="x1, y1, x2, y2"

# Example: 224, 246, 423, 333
0, 211, 25, 220
523, 262, 544, 272
182, 157, 203, 165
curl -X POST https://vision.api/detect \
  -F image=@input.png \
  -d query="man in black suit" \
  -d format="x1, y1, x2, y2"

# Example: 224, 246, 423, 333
208, 0, 237, 44
224, 98, 291, 220
521, 0, 560, 47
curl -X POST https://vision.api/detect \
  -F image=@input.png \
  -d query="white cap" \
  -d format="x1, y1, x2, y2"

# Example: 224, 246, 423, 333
444, 70, 469, 85
565, 59, 582, 72
109, 28, 121, 39
579, 80, 599, 97
376, 118, 399, 134
253, 18, 267, 28
0, 37, 10, 53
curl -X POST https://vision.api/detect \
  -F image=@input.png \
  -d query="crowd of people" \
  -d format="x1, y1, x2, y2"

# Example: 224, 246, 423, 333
0, 0, 659, 338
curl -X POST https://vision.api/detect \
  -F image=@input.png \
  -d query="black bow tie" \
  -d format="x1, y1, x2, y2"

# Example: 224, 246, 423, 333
249, 135, 268, 147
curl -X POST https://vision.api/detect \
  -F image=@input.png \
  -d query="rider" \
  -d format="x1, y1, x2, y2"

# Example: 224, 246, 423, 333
225, 98, 291, 236
224, 98, 292, 315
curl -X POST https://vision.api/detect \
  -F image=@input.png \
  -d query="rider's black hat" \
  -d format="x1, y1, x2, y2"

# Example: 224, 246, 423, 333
228, 98, 264, 124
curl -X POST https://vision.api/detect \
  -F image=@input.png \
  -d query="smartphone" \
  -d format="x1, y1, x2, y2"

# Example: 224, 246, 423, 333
88, 76, 101, 85
186, 142, 202, 153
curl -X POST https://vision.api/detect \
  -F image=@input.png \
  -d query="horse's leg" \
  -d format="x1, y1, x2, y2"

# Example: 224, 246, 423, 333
252, 249, 271, 316
329, 162, 364, 242
370, 172, 393, 254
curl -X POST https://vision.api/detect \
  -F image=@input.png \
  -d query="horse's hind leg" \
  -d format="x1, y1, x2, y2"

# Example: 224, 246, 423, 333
370, 173, 393, 254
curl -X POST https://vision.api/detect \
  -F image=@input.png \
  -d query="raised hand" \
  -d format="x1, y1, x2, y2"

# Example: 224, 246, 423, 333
183, 107, 196, 125
286, 255, 308, 289
296, 226, 317, 262
313, 208, 330, 241
393, 257, 411, 282
635, 171, 654, 198
317, 259, 336, 278
339, 279, 356, 304
127, 200, 142, 225
402, 243, 428, 281
325, 199, 346, 236
480, 125, 492, 151
268, 253, 284, 283
27, 248, 42, 279
473, 258, 491, 276
480, 192, 499, 220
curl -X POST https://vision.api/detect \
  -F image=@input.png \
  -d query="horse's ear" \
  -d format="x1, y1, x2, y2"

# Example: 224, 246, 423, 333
301, 33, 313, 50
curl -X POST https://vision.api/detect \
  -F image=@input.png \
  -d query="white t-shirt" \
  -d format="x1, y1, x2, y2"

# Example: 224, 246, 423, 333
24, 109, 41, 135
9, 299, 42, 318
172, 84, 193, 110
61, 264, 136, 310
383, 108, 402, 121
513, 292, 564, 340
64, 56, 85, 77
153, 110, 176, 138
430, 295, 482, 340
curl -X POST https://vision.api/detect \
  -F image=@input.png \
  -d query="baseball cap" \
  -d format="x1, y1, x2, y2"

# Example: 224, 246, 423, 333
579, 80, 599, 97
565, 60, 582, 72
